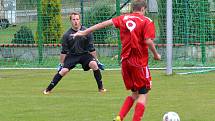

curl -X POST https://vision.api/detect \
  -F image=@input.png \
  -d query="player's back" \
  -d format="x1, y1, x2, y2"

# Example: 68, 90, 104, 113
112, 13, 155, 65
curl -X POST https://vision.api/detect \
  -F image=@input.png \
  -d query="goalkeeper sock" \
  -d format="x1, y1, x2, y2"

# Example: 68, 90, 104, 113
118, 96, 135, 120
93, 69, 103, 89
46, 73, 62, 91
132, 102, 145, 121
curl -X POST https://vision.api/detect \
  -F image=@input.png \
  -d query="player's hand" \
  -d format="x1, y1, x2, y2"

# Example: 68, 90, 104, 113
97, 60, 105, 70
57, 63, 63, 72
70, 31, 87, 38
154, 53, 161, 60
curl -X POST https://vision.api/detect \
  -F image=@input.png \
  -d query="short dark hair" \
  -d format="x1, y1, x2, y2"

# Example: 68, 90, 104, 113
69, 12, 81, 20
132, 0, 147, 11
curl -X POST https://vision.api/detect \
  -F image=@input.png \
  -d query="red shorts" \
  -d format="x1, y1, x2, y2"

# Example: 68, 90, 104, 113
121, 59, 152, 91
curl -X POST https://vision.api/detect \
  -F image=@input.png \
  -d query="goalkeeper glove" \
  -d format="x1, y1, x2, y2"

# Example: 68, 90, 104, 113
97, 60, 105, 70
57, 63, 63, 72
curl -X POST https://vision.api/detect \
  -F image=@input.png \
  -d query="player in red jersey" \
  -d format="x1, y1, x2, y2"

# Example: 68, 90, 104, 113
72, 1, 161, 121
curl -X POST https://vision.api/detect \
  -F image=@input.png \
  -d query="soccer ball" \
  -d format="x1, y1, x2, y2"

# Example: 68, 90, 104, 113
162, 112, 180, 121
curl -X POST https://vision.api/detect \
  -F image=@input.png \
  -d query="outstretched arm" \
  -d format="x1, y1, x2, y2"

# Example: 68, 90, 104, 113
71, 19, 113, 37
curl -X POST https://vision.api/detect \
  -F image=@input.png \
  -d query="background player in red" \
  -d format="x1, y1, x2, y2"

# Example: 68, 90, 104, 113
72, 1, 161, 121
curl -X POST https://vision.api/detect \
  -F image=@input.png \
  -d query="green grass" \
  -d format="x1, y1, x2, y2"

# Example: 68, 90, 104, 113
0, 70, 215, 121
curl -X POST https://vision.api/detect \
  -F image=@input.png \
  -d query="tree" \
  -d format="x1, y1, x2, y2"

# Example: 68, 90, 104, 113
40, 0, 63, 44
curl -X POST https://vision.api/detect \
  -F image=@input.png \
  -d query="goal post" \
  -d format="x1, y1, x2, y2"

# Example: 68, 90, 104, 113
166, 0, 173, 75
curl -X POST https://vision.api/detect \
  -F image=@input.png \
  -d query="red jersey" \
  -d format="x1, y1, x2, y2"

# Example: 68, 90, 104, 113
112, 13, 155, 66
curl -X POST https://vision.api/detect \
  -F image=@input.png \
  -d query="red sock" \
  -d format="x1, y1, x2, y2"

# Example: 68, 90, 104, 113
118, 96, 135, 120
132, 102, 145, 121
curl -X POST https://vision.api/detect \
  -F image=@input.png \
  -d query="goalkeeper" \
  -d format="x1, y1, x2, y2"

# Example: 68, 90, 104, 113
43, 12, 106, 95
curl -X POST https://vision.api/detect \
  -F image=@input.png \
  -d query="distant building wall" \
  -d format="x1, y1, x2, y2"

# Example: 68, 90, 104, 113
0, 0, 4, 19
3, 0, 16, 24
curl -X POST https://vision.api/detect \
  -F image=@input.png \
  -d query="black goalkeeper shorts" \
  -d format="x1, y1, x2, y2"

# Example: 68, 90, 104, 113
63, 53, 96, 71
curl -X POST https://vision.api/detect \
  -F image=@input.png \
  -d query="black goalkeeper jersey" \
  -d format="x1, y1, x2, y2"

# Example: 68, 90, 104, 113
61, 26, 95, 55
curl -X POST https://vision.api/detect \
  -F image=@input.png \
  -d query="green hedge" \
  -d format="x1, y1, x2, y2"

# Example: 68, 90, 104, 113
11, 26, 35, 44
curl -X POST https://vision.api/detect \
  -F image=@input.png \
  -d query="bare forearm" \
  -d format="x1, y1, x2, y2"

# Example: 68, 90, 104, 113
149, 43, 158, 56
146, 39, 161, 60
71, 20, 113, 37
85, 19, 113, 34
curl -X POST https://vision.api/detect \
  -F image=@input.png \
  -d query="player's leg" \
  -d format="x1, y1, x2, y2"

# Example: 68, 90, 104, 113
132, 89, 149, 121
89, 60, 106, 92
114, 91, 138, 121
130, 64, 151, 121
43, 55, 76, 94
81, 54, 106, 92
43, 68, 70, 94
114, 60, 135, 121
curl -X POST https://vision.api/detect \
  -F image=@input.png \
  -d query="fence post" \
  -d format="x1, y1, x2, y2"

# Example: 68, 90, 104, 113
37, 0, 43, 64
80, 0, 84, 25
200, 1, 206, 65
116, 0, 121, 64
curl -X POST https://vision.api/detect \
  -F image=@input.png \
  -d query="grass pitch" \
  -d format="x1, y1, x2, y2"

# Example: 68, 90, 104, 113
0, 69, 215, 121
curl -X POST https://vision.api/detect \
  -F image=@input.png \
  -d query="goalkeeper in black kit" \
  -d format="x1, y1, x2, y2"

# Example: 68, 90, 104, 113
43, 12, 106, 94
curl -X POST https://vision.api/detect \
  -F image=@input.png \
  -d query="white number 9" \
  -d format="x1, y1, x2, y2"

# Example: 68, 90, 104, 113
126, 20, 136, 32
